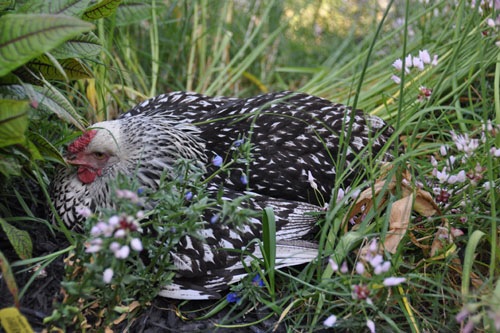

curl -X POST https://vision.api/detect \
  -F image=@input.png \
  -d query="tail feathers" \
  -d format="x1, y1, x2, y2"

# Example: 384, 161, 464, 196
159, 240, 318, 300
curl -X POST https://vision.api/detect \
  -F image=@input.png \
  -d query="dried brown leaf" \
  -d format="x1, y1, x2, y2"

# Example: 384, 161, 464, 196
384, 194, 413, 253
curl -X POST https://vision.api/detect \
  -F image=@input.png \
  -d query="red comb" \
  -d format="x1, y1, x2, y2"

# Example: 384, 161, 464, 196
68, 130, 97, 154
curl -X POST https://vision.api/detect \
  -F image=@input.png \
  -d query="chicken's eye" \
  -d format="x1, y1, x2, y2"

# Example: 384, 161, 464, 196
93, 152, 106, 160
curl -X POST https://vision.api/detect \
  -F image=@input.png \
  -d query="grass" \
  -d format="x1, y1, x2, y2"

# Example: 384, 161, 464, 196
1, 0, 500, 332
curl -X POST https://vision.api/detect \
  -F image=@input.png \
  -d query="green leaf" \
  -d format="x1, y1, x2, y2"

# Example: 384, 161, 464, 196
0, 0, 14, 12
261, 207, 276, 295
0, 155, 22, 177
0, 14, 94, 76
18, 0, 92, 16
23, 54, 93, 80
0, 250, 19, 307
50, 32, 101, 59
115, 1, 153, 26
0, 84, 87, 130
0, 99, 29, 148
27, 132, 65, 164
0, 219, 32, 260
82, 0, 122, 20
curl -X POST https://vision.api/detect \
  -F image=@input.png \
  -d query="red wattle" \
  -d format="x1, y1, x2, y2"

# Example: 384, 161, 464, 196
77, 167, 98, 184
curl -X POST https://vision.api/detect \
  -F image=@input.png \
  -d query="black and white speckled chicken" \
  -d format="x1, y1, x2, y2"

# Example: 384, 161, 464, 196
50, 91, 394, 299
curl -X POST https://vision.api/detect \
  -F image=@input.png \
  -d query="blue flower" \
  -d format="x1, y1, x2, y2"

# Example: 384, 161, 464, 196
240, 174, 248, 185
137, 188, 144, 195
252, 274, 264, 287
212, 155, 223, 167
185, 191, 193, 201
226, 292, 241, 303
233, 139, 244, 147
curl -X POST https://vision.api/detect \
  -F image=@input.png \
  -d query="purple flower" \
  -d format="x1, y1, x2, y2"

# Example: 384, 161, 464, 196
85, 238, 103, 253
355, 262, 365, 274
226, 292, 241, 303
240, 174, 248, 185
233, 139, 244, 147
212, 155, 223, 167
210, 214, 220, 224
185, 191, 193, 201
329, 258, 339, 272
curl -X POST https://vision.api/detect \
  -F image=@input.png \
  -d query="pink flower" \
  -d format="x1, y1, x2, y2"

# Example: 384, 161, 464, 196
405, 54, 413, 68
436, 167, 449, 183
490, 147, 500, 157
103, 268, 114, 283
323, 314, 337, 327
383, 277, 406, 286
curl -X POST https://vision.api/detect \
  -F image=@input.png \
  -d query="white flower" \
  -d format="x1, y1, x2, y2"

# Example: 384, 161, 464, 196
108, 215, 120, 226
115, 245, 130, 259
391, 74, 401, 84
114, 229, 126, 238
85, 238, 103, 253
491, 147, 500, 157
336, 188, 345, 204
413, 57, 425, 71
383, 277, 407, 286
329, 258, 339, 272
430, 156, 438, 167
392, 58, 403, 71
355, 262, 365, 274
431, 54, 439, 66
103, 268, 114, 283
487, 18, 496, 27
440, 145, 448, 156
405, 54, 413, 68
367, 319, 376, 333
76, 206, 92, 218
369, 254, 384, 268
130, 238, 143, 251
418, 49, 431, 64
109, 241, 121, 252
324, 314, 337, 327
340, 261, 348, 274
436, 167, 449, 183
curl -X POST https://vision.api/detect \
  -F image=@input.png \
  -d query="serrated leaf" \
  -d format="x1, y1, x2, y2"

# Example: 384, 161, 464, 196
82, 0, 122, 20
50, 32, 101, 59
27, 131, 65, 164
0, 84, 87, 130
0, 219, 32, 260
0, 14, 94, 76
0, 155, 22, 177
18, 0, 92, 16
0, 250, 19, 307
115, 1, 153, 26
24, 54, 93, 80
0, 0, 14, 12
0, 99, 29, 148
